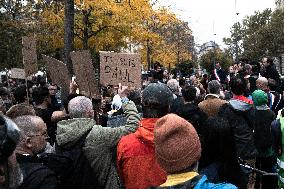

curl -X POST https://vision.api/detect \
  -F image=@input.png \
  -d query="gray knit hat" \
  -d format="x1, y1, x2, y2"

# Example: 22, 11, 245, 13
142, 83, 173, 108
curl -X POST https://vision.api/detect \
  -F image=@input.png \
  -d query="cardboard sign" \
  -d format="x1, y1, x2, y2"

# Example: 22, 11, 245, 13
22, 36, 38, 76
70, 50, 99, 97
10, 68, 26, 79
99, 52, 141, 88
42, 55, 70, 99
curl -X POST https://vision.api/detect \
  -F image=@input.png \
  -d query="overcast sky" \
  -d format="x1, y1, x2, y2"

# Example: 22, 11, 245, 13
158, 0, 275, 48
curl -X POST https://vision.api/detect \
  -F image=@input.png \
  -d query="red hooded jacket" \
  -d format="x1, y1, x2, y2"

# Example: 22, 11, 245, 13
117, 118, 167, 189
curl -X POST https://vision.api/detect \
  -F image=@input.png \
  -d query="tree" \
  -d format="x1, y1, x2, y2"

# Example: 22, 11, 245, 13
1, 0, 195, 72
223, 22, 242, 62
224, 8, 284, 61
0, 0, 34, 70
199, 48, 233, 74
172, 60, 194, 77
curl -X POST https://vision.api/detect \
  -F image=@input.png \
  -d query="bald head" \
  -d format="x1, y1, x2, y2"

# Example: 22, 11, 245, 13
256, 77, 269, 92
68, 96, 94, 119
13, 115, 43, 139
14, 115, 47, 155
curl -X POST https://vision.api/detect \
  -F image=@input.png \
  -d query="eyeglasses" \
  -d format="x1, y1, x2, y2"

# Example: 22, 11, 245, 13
29, 132, 49, 138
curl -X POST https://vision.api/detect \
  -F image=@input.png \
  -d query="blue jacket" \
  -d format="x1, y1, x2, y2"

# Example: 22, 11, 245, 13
151, 174, 237, 189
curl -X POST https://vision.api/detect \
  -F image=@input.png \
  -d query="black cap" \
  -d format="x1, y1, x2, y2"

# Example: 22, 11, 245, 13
142, 83, 173, 108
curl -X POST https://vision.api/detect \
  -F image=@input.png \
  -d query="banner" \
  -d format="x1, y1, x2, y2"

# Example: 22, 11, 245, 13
10, 68, 26, 79
70, 50, 99, 97
42, 55, 70, 99
100, 52, 141, 88
22, 36, 38, 76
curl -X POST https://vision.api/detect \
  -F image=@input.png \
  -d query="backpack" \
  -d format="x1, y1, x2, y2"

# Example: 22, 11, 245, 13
41, 129, 102, 189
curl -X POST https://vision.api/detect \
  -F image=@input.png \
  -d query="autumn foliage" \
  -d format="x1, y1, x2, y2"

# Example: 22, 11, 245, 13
0, 0, 194, 70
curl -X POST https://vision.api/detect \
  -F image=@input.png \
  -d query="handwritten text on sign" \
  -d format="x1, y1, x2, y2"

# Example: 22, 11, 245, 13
100, 52, 141, 87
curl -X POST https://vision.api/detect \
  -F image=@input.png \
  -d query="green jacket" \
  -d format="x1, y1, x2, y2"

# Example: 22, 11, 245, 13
56, 101, 140, 189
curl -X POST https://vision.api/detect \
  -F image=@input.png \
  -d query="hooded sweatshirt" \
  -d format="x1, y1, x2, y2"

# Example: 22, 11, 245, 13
218, 96, 258, 159
56, 101, 140, 189
117, 118, 167, 189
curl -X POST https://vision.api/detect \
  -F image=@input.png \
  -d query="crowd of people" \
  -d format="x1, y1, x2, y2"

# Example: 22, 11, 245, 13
0, 56, 284, 189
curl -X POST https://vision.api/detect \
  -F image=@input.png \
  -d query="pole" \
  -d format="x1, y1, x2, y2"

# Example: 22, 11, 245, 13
25, 77, 30, 105
147, 39, 151, 70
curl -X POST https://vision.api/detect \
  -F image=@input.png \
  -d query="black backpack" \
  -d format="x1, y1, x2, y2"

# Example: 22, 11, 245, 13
41, 129, 102, 189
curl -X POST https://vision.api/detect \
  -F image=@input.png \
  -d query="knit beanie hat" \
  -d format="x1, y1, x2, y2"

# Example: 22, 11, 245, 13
154, 114, 201, 173
252, 90, 268, 106
142, 83, 173, 108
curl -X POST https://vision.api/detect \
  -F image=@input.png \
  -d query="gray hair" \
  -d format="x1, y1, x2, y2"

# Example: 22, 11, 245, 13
208, 80, 221, 95
256, 77, 268, 85
167, 79, 180, 94
13, 115, 41, 141
256, 77, 268, 91
68, 96, 93, 118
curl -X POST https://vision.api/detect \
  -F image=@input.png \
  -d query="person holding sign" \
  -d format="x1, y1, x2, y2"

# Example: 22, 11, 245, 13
55, 85, 140, 189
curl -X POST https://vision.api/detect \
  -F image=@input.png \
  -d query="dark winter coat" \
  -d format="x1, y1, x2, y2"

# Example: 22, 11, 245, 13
254, 108, 276, 157
218, 99, 258, 160
170, 95, 184, 114
176, 103, 207, 135
271, 119, 282, 156
262, 64, 280, 85
17, 154, 58, 189
211, 68, 227, 84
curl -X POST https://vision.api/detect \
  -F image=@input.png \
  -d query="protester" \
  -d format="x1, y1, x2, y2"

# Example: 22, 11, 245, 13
32, 86, 66, 145
152, 113, 237, 188
272, 109, 284, 189
200, 117, 247, 189
127, 89, 142, 113
12, 85, 28, 104
200, 74, 209, 92
261, 57, 280, 90
167, 79, 184, 113
248, 64, 260, 94
176, 84, 207, 136
6, 104, 36, 119
256, 77, 284, 114
0, 87, 12, 111
0, 115, 22, 189
56, 90, 140, 188
198, 80, 227, 117
14, 115, 57, 189
210, 62, 227, 85
48, 84, 61, 111
218, 76, 257, 189
252, 90, 277, 189
117, 83, 173, 189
